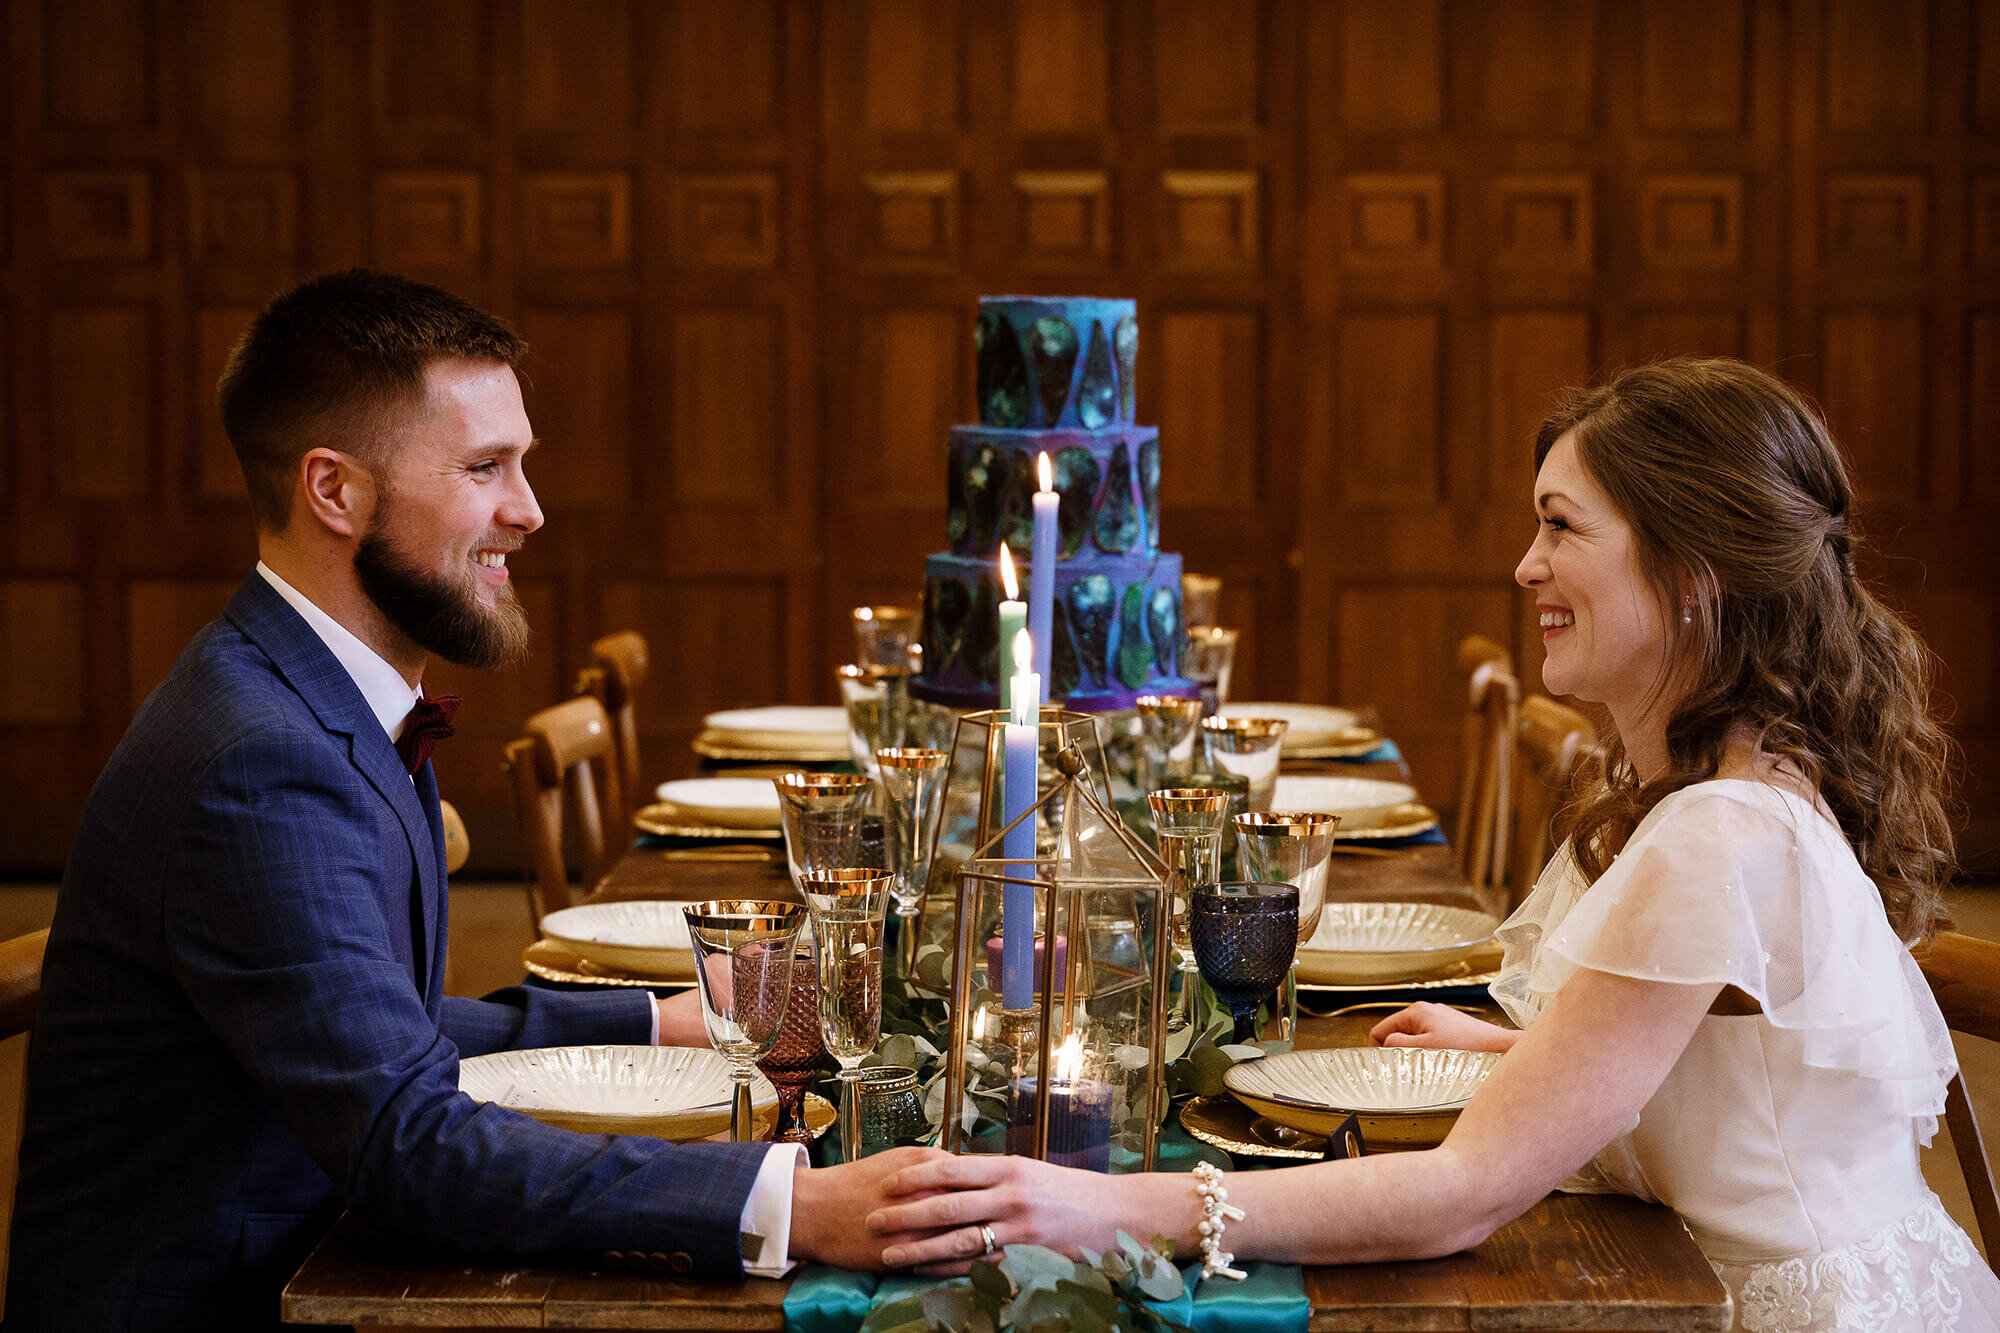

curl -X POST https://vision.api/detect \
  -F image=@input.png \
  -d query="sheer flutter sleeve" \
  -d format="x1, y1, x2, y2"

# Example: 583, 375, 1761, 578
1489, 781, 1953, 1128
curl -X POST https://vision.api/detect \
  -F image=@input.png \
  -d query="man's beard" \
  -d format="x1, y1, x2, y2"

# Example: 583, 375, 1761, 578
355, 517, 530, 671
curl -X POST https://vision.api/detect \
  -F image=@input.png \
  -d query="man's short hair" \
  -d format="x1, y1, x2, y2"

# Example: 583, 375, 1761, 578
217, 269, 527, 531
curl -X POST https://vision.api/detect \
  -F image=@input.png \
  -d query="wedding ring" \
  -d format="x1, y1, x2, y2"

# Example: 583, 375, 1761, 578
977, 1222, 997, 1255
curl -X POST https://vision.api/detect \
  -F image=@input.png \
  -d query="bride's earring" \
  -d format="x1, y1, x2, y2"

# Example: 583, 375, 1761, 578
1682, 594, 1695, 625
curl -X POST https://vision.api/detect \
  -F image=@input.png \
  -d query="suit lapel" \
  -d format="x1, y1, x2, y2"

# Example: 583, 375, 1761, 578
225, 573, 440, 990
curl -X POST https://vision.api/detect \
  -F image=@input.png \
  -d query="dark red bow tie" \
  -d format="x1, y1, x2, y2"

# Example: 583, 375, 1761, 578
396, 691, 460, 775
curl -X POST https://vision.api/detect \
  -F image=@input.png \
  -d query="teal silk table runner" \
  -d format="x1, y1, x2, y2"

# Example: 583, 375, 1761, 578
781, 1126, 1310, 1333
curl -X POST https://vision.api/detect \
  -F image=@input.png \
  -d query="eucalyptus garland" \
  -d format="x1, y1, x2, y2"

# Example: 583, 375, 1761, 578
856, 1232, 1192, 1333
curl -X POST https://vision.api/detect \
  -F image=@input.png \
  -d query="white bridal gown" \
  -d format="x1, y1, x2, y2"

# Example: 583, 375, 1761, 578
1491, 779, 2000, 1332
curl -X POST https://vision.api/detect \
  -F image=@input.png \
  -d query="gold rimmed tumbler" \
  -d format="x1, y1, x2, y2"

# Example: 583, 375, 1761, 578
799, 868, 892, 1163
876, 747, 950, 978
852, 604, 921, 670
1135, 695, 1204, 794
682, 900, 805, 1142
1147, 788, 1231, 1032
1201, 715, 1289, 813
1182, 626, 1240, 713
1236, 811, 1341, 1041
775, 771, 874, 890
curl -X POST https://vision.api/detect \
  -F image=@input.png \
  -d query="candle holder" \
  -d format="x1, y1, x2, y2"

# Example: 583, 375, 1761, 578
877, 747, 950, 978
1148, 788, 1231, 1032
941, 745, 1172, 1173
1200, 715, 1288, 813
1236, 811, 1341, 1041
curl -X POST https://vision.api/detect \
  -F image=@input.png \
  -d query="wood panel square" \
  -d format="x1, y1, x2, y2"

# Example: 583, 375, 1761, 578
860, 172, 958, 271
521, 172, 631, 267
518, 307, 633, 507
195, 307, 255, 499
189, 169, 298, 261
1010, 0, 1107, 130
849, 307, 955, 508
0, 171, 7, 262
1639, 0, 1746, 131
1639, 175, 1742, 269
1013, 171, 1111, 268
1819, 309, 1923, 503
1337, 312, 1441, 505
1822, 0, 1927, 132
669, 310, 780, 507
45, 0, 153, 129
1968, 310, 1999, 506
1826, 174, 1926, 266
373, 171, 483, 267
1339, 0, 1442, 132
605, 578, 787, 738
1483, 312, 1593, 500
667, 171, 780, 270
1153, 0, 1261, 130
1341, 174, 1444, 269
1160, 171, 1260, 273
48, 307, 153, 500
1489, 174, 1594, 273
46, 170, 152, 261
1156, 310, 1259, 508
127, 581, 237, 713
0, 583, 84, 724
859, 0, 960, 130
192, 0, 299, 132
1972, 178, 2000, 272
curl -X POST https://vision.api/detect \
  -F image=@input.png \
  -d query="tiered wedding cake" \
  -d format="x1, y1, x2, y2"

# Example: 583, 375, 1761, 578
912, 297, 1196, 713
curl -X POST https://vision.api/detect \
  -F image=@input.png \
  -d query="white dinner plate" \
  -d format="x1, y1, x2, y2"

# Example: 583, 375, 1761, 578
1270, 774, 1419, 815
1220, 702, 1360, 748
539, 901, 698, 978
459, 1045, 777, 1140
653, 777, 784, 829
702, 706, 847, 739
1224, 1046, 1499, 1142
1296, 901, 1499, 984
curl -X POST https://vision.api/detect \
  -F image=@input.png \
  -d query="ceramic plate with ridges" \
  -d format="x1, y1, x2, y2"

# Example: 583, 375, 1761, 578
1270, 775, 1419, 815
1296, 902, 1499, 983
540, 901, 700, 977
1225, 1046, 1499, 1129
459, 1045, 777, 1140
653, 778, 784, 829
702, 706, 847, 738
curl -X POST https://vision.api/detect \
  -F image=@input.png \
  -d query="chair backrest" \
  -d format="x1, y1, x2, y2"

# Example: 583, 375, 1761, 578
1506, 695, 1603, 908
1915, 931, 2000, 1255
503, 695, 622, 918
577, 630, 650, 836
0, 929, 48, 1042
1453, 635, 1519, 905
437, 799, 471, 875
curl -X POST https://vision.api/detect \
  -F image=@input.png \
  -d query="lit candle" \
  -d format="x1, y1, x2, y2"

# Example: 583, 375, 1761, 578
1001, 629, 1039, 1009
997, 545, 1026, 714
1028, 453, 1058, 705
1005, 1031, 1113, 1171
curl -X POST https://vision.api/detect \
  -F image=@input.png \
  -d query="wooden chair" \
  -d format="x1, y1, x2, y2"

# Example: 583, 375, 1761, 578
0, 930, 48, 1043
576, 630, 650, 838
1453, 635, 1519, 909
1914, 931, 2000, 1254
502, 695, 623, 922
1505, 695, 1604, 909
437, 799, 471, 875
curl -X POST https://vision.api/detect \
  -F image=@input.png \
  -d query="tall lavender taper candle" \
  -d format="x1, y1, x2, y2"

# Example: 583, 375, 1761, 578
1001, 629, 1039, 1009
1028, 453, 1058, 705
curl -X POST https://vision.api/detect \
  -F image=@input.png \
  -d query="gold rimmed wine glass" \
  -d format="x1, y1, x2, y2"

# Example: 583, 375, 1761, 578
798, 868, 892, 1163
1135, 694, 1204, 794
682, 899, 805, 1142
1236, 810, 1341, 1040
775, 771, 874, 889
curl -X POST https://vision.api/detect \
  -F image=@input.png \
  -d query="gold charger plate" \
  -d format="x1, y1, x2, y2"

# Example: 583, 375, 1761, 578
693, 731, 849, 763
1283, 727, 1384, 760
1180, 1094, 1328, 1160
525, 938, 694, 987
634, 802, 784, 842
1331, 801, 1440, 841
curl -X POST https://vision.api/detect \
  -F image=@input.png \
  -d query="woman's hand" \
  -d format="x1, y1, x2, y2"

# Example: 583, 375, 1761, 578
1369, 1002, 1518, 1053
789, 1147, 958, 1270
863, 1153, 1187, 1275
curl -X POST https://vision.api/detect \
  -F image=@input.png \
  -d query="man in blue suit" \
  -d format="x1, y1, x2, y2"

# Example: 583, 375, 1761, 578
7, 270, 938, 1329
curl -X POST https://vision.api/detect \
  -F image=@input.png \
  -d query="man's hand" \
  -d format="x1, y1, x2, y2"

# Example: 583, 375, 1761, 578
789, 1147, 954, 1270
655, 989, 710, 1047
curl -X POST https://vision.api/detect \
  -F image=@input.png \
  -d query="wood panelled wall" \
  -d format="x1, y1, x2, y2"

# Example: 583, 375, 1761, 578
1, 0, 1996, 873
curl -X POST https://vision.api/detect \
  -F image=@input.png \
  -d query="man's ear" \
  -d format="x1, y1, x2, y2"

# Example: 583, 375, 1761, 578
297, 448, 377, 539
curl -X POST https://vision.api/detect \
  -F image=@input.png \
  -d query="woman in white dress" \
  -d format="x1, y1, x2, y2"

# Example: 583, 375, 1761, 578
868, 358, 2000, 1331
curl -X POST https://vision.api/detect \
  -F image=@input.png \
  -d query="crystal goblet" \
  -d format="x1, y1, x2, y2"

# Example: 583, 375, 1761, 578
1236, 811, 1341, 1040
1200, 715, 1288, 812
1135, 694, 1204, 794
876, 747, 949, 979
799, 868, 892, 1164
775, 771, 874, 889
1147, 788, 1231, 1032
1189, 881, 1299, 1045
754, 942, 830, 1144
682, 899, 805, 1142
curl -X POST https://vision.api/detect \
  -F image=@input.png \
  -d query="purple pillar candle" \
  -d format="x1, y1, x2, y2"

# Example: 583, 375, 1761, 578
985, 932, 1066, 989
1005, 1077, 1113, 1172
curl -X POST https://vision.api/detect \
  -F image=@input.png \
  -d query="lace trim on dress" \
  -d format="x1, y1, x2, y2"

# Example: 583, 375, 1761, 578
1713, 1192, 1983, 1332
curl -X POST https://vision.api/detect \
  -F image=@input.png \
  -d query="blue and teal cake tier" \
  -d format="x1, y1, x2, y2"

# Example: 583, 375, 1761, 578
915, 294, 1194, 714
914, 550, 1192, 713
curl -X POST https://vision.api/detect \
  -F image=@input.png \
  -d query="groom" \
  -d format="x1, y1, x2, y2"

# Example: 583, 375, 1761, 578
7, 269, 933, 1329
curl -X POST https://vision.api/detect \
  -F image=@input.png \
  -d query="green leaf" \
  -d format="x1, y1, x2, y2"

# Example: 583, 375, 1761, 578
968, 1257, 1014, 1301
857, 1293, 935, 1333
1187, 1044, 1235, 1097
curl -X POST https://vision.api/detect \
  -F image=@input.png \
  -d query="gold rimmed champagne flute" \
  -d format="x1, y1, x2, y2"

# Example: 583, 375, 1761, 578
682, 899, 805, 1142
799, 868, 892, 1163
1147, 788, 1231, 1032
1235, 811, 1341, 1041
875, 747, 950, 979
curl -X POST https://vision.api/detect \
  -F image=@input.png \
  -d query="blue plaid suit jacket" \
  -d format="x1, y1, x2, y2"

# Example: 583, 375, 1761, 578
7, 573, 768, 1330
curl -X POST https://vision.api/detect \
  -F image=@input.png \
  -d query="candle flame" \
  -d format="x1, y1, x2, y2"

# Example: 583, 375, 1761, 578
998, 543, 1019, 601
1055, 1031, 1084, 1083
1038, 452, 1053, 492
1013, 628, 1033, 675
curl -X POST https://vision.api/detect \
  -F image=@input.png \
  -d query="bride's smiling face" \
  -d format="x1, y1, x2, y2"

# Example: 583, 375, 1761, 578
1514, 431, 1678, 714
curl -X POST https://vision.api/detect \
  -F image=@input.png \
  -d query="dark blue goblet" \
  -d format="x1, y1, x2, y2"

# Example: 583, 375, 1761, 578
1188, 881, 1299, 1044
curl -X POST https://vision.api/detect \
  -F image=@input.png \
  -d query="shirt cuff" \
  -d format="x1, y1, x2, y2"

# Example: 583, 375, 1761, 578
740, 1143, 806, 1277
647, 995, 660, 1046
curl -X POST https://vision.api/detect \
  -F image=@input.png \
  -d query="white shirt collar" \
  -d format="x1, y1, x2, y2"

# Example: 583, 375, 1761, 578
256, 561, 423, 742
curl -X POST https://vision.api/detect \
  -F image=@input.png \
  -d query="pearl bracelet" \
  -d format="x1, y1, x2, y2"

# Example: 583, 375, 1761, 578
1191, 1161, 1247, 1280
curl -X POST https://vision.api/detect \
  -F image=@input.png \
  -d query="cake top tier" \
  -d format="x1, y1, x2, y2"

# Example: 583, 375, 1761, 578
975, 296, 1138, 431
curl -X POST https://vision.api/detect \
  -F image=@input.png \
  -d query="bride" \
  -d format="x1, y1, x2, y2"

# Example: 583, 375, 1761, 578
865, 358, 2000, 1331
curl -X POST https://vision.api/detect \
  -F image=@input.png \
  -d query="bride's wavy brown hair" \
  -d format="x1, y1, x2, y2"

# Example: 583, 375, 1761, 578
1539, 357, 1956, 943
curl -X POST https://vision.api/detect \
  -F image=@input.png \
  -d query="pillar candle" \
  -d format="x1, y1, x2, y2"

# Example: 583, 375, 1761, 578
1029, 453, 1058, 704
1001, 629, 1039, 1009
997, 545, 1026, 715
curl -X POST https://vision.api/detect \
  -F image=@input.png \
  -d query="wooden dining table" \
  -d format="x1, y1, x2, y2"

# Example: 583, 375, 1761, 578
281, 755, 1733, 1330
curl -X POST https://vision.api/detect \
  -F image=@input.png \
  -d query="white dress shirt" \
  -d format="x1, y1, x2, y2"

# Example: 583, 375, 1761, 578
253, 562, 804, 1275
